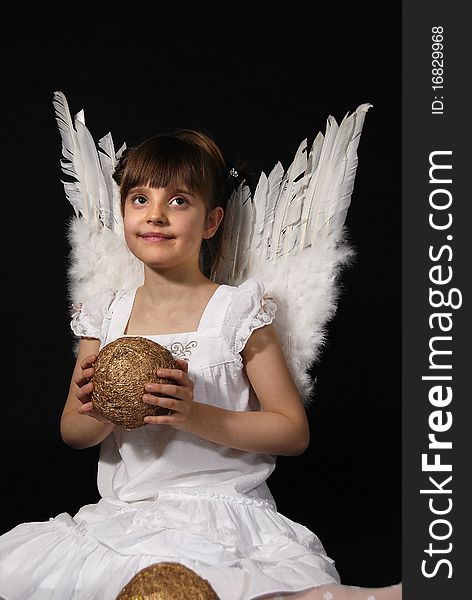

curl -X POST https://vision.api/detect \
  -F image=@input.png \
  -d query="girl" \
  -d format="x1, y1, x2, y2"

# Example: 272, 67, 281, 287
0, 130, 401, 599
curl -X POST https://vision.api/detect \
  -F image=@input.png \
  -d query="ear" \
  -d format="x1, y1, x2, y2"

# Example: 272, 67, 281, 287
203, 206, 224, 239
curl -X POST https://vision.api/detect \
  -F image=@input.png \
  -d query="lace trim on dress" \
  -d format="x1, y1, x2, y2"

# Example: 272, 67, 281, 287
70, 303, 101, 338
235, 293, 277, 354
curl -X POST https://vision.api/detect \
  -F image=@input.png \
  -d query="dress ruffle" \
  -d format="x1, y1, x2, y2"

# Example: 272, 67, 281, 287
0, 489, 339, 600
222, 279, 277, 359
70, 290, 118, 340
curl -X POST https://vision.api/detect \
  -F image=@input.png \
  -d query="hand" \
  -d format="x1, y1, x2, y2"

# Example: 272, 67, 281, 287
74, 353, 113, 424
143, 359, 196, 429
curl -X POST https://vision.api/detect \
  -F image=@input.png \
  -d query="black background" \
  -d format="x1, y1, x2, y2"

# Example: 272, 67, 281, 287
1, 4, 401, 589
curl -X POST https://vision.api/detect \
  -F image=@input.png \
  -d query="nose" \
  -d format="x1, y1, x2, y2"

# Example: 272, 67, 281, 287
146, 201, 169, 224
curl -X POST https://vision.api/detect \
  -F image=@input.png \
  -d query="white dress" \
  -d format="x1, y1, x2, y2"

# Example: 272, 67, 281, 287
0, 278, 340, 600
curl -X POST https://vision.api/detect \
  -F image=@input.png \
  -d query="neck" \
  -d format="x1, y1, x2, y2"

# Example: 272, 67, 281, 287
141, 263, 210, 300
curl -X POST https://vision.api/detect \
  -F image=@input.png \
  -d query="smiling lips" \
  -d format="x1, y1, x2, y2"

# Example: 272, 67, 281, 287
140, 232, 174, 242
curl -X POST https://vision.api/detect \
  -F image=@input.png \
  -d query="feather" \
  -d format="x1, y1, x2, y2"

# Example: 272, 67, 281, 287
215, 104, 372, 403
327, 103, 371, 236
67, 218, 143, 309
302, 104, 372, 247
53, 91, 89, 220
248, 171, 269, 256
74, 117, 110, 227
98, 132, 126, 232
252, 161, 284, 265
299, 114, 340, 248
269, 138, 308, 260
53, 91, 144, 336
230, 184, 254, 284
296, 130, 324, 247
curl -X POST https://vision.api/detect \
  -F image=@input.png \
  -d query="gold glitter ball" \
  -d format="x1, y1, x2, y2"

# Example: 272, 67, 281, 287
115, 562, 220, 600
91, 336, 178, 430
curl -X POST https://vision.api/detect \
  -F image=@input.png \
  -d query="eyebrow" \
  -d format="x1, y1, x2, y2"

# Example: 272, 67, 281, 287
127, 186, 196, 197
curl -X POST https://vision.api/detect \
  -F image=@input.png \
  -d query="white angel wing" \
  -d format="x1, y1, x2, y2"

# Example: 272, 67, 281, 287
211, 103, 372, 403
53, 91, 144, 332
54, 91, 370, 393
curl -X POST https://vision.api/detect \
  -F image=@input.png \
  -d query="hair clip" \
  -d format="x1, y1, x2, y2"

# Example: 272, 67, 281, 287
229, 167, 238, 178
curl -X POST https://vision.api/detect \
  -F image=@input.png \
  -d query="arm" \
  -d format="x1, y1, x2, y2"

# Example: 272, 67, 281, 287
144, 324, 310, 456
61, 337, 115, 449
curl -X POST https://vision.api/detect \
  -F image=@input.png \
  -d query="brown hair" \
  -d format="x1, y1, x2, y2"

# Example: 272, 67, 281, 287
113, 129, 240, 276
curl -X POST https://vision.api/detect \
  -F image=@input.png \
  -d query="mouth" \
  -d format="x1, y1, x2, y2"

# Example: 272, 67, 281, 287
140, 233, 174, 242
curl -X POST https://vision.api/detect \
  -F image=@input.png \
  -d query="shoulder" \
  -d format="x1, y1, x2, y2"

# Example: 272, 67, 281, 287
220, 278, 277, 357
70, 287, 136, 341
221, 278, 271, 304
224, 278, 276, 318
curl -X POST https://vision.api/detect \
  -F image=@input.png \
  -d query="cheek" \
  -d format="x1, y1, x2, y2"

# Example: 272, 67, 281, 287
123, 214, 138, 243
179, 211, 202, 230
188, 219, 207, 245
123, 210, 135, 231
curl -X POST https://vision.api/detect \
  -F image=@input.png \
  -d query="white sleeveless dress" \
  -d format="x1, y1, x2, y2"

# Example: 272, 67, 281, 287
0, 278, 340, 600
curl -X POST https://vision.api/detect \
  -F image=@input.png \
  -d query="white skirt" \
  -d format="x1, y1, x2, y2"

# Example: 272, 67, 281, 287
0, 488, 340, 600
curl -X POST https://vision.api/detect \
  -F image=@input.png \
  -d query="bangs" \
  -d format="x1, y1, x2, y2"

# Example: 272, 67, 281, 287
121, 136, 214, 202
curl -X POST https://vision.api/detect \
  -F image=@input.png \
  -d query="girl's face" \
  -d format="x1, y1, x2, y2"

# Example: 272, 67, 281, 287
123, 184, 223, 271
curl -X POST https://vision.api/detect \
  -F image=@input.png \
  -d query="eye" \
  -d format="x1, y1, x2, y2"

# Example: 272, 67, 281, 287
169, 196, 189, 207
130, 195, 148, 206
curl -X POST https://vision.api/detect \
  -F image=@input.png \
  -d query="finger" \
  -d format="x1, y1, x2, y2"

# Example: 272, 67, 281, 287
76, 381, 94, 401
175, 359, 189, 372
78, 403, 112, 424
143, 394, 182, 410
78, 401, 93, 414
155, 368, 191, 385
80, 366, 95, 382
144, 414, 178, 426
80, 354, 97, 370
76, 364, 96, 387
144, 381, 183, 399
